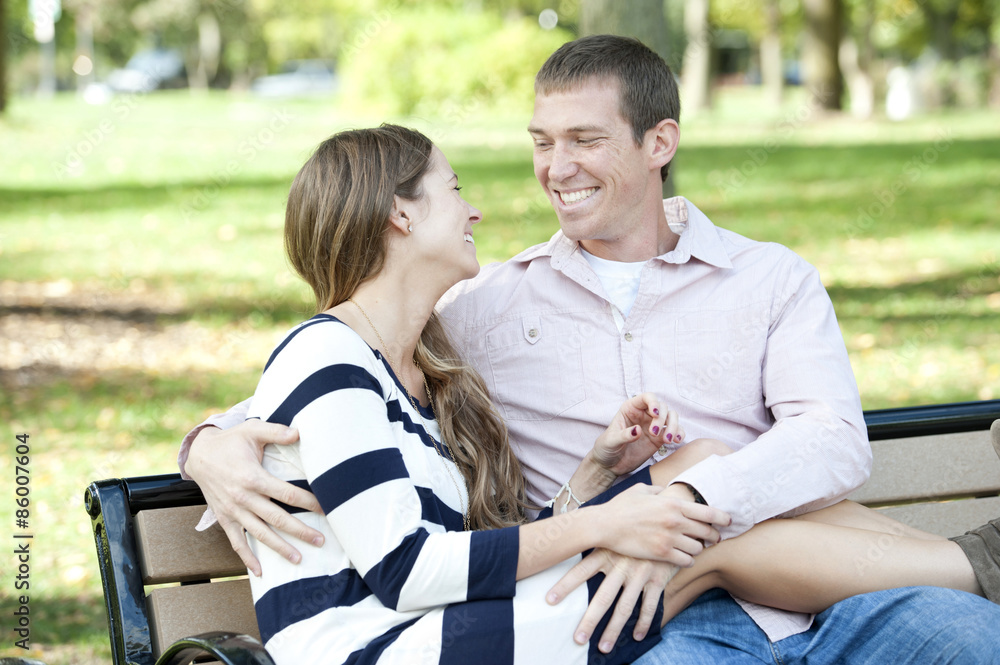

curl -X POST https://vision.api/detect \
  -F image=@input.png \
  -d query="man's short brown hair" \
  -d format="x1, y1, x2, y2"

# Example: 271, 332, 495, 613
535, 35, 679, 181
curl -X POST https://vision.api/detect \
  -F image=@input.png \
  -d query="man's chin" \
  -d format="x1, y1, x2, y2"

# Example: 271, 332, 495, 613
555, 220, 590, 243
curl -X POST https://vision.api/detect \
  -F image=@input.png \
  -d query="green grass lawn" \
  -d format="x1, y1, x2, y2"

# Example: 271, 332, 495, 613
1, 86, 999, 663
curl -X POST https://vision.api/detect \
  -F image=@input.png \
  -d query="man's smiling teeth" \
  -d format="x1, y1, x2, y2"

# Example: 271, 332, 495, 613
559, 187, 597, 204
464, 233, 475, 244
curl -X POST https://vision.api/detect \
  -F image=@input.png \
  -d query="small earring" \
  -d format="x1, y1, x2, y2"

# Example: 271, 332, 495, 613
408, 224, 413, 232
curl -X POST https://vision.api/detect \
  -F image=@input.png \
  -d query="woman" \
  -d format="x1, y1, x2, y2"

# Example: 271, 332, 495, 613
244, 123, 728, 665
244, 124, 997, 664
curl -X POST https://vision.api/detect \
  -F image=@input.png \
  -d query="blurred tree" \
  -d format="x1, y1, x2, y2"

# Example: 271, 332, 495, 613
682, 0, 712, 112
341, 6, 570, 115
992, 0, 1000, 107
1, 0, 7, 112
803, 0, 843, 109
760, 0, 782, 105
841, 0, 875, 117
68, 0, 96, 91
130, 0, 219, 89
580, 0, 676, 196
921, 0, 960, 61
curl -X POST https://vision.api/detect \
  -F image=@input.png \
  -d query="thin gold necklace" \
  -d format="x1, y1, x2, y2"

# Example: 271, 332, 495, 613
348, 298, 470, 531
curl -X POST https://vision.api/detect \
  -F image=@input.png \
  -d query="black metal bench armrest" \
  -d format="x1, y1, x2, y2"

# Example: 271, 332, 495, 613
154, 632, 276, 665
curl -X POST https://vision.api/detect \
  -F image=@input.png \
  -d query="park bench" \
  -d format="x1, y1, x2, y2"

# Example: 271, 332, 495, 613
26, 400, 1000, 665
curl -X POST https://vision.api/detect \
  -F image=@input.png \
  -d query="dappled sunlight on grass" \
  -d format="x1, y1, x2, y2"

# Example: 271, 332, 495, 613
1, 87, 999, 660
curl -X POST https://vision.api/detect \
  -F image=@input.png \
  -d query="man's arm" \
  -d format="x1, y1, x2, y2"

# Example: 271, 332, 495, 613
671, 258, 871, 539
552, 257, 869, 649
180, 401, 324, 576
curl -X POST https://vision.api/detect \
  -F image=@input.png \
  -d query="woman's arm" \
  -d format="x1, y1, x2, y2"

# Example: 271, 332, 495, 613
516, 482, 729, 580
557, 393, 687, 510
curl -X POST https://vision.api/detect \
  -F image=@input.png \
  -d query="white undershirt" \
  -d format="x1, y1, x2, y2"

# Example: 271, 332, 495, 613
580, 248, 646, 331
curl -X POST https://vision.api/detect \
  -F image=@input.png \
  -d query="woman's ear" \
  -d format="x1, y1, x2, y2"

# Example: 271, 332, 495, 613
388, 195, 412, 234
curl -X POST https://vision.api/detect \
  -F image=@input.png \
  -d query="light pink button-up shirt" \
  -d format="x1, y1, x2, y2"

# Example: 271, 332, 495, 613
180, 197, 870, 641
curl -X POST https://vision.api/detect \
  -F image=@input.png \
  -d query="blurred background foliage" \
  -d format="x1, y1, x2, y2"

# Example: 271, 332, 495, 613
3, 0, 1000, 113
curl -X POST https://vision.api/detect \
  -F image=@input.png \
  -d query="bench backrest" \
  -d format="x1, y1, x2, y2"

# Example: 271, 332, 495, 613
849, 403, 1000, 536
86, 476, 258, 665
86, 401, 1000, 665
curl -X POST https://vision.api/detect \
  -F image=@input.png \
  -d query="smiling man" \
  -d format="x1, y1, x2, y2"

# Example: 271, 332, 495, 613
179, 35, 1000, 664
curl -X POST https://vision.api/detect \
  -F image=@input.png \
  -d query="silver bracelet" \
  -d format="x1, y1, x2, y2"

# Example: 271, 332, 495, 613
545, 480, 584, 514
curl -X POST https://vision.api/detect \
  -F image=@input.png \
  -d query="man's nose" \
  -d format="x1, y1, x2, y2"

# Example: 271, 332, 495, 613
548, 143, 578, 182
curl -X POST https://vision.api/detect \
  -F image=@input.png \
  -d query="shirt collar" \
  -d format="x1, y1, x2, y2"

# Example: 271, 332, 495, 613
659, 197, 734, 269
511, 197, 733, 270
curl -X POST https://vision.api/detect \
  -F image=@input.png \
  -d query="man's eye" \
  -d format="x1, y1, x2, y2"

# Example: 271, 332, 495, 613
454, 186, 463, 192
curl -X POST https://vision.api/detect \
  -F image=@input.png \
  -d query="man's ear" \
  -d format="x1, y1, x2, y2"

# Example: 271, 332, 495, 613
648, 118, 680, 174
388, 195, 411, 234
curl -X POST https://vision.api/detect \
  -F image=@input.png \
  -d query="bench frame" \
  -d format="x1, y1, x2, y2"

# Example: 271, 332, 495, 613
84, 476, 272, 665
71, 399, 1000, 665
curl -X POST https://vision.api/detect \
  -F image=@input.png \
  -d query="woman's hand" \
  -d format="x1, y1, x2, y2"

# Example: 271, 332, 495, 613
591, 393, 685, 478
593, 483, 728, 564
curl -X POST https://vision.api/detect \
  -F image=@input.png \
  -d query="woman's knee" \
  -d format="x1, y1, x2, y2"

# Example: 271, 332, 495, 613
683, 438, 733, 461
650, 438, 732, 485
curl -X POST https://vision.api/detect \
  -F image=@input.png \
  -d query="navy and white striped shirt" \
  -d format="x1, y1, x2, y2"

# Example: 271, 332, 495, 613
245, 315, 657, 664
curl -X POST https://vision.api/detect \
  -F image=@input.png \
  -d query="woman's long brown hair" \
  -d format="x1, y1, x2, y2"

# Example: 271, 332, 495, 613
284, 124, 528, 529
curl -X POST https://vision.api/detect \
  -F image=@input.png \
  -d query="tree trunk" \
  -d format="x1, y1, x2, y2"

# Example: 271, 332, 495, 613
922, 3, 959, 62
580, 0, 676, 196
75, 3, 95, 93
840, 0, 874, 118
682, 0, 712, 113
581, 0, 670, 56
803, 0, 843, 110
0, 0, 7, 112
760, 0, 783, 107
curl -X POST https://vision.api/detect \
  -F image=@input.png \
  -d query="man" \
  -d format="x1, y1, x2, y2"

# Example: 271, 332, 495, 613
181, 35, 1000, 663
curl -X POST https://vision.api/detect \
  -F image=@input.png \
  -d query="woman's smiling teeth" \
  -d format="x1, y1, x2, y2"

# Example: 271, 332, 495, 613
559, 187, 598, 205
464, 233, 475, 244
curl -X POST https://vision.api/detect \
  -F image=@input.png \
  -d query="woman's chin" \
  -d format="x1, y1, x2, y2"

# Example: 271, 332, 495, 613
454, 262, 481, 286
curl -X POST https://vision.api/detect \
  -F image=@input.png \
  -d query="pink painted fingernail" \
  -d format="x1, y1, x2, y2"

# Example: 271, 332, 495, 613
652, 425, 660, 435
666, 433, 673, 441
653, 407, 660, 415
631, 426, 638, 436
600, 641, 613, 653
547, 592, 559, 603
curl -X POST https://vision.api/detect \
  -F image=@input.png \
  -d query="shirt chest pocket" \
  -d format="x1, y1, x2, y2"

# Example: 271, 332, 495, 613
674, 309, 767, 414
484, 317, 586, 421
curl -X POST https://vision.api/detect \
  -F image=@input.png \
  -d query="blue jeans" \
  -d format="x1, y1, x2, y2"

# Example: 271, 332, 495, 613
632, 587, 1000, 665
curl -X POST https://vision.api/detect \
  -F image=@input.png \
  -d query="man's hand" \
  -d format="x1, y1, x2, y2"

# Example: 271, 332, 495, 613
547, 549, 677, 654
551, 483, 730, 653
186, 420, 324, 576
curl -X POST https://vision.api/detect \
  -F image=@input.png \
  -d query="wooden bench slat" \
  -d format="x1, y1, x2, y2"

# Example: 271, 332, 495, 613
849, 430, 1000, 505
135, 505, 246, 584
146, 578, 260, 656
872, 495, 1000, 539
